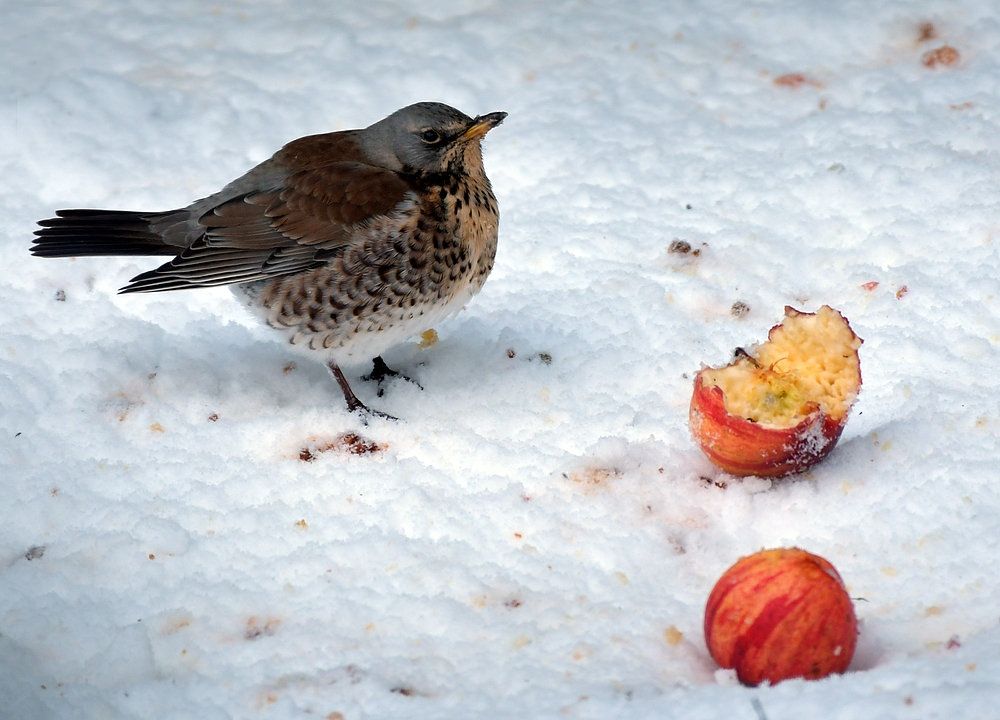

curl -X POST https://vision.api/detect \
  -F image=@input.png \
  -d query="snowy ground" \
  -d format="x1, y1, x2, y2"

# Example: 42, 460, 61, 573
2, 1, 1000, 718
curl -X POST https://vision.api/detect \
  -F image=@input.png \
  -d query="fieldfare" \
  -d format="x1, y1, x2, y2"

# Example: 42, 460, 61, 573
32, 102, 507, 419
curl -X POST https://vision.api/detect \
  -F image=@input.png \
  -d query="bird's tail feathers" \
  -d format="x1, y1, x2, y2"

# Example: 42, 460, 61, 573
31, 209, 180, 258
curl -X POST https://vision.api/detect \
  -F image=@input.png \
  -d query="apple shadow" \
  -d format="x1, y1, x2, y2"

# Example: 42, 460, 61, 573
847, 618, 884, 672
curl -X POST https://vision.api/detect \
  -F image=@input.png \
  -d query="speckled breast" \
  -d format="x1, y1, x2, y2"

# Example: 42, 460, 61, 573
236, 178, 499, 362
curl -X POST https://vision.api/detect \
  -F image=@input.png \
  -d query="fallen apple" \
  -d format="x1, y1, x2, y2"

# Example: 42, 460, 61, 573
689, 305, 862, 477
704, 547, 857, 686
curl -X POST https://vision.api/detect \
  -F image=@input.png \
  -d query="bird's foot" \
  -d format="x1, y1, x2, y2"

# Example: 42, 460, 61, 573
352, 404, 398, 425
361, 356, 399, 383
327, 361, 398, 422
361, 356, 423, 397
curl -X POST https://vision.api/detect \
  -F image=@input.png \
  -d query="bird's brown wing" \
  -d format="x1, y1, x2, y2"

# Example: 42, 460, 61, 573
120, 162, 412, 293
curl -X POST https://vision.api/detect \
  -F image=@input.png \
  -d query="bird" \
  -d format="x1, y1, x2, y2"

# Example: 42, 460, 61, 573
32, 102, 507, 419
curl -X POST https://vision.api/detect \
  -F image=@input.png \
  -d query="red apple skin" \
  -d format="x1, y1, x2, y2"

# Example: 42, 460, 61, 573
704, 548, 858, 686
689, 373, 847, 478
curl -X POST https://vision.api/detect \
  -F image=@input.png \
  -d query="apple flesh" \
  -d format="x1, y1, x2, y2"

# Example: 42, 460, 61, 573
704, 548, 857, 686
689, 305, 862, 477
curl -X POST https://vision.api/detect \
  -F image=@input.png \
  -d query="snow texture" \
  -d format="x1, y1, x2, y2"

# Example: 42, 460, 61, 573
2, 1, 1000, 718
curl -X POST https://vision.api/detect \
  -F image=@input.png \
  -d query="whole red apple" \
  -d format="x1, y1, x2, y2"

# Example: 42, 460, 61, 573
704, 548, 857, 686
689, 306, 862, 477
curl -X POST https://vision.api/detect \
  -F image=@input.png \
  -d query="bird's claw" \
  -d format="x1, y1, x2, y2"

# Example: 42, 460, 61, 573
361, 356, 423, 397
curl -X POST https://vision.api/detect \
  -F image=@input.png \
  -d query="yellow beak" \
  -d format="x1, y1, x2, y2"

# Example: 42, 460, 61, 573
460, 111, 508, 141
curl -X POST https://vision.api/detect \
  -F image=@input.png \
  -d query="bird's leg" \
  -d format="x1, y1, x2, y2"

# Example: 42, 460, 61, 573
361, 355, 423, 397
327, 361, 366, 413
326, 361, 396, 422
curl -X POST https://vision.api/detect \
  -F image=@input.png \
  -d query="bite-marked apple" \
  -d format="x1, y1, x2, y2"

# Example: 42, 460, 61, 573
704, 547, 857, 686
689, 305, 862, 477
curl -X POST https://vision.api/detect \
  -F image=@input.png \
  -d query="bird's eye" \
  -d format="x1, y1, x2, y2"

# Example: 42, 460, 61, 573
420, 129, 441, 144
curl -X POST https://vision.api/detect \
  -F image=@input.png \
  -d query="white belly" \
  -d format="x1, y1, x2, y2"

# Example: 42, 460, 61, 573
234, 279, 479, 367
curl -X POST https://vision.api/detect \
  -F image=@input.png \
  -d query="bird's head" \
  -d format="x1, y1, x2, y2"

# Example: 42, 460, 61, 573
361, 102, 506, 177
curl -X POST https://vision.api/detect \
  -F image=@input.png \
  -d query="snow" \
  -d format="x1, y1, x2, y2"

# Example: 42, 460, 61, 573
2, 0, 1000, 718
